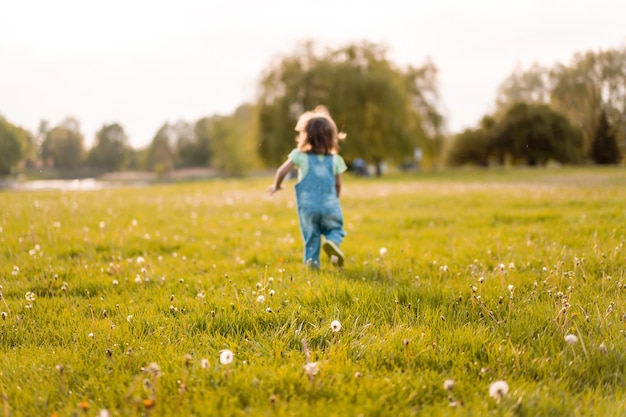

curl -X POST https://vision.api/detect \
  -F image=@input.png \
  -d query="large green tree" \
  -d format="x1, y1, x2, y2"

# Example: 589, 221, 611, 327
257, 41, 442, 172
590, 109, 621, 165
0, 117, 31, 176
492, 103, 583, 165
88, 123, 129, 172
41, 117, 84, 169
495, 47, 626, 159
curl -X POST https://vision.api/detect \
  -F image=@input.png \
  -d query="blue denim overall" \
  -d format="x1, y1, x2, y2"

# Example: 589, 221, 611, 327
295, 154, 346, 267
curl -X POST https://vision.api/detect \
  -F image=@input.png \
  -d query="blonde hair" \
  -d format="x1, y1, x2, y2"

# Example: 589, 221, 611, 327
295, 105, 346, 154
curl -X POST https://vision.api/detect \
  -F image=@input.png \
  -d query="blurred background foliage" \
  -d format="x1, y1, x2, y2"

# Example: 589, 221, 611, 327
1, 42, 625, 179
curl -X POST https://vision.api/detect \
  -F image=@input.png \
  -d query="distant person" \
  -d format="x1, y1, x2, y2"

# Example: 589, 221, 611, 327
352, 158, 368, 176
267, 106, 347, 268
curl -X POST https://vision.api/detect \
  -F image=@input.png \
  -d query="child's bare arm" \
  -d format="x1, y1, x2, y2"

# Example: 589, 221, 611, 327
267, 159, 295, 195
335, 174, 342, 197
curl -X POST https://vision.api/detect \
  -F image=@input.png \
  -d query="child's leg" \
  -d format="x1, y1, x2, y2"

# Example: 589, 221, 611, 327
321, 204, 346, 245
298, 210, 322, 268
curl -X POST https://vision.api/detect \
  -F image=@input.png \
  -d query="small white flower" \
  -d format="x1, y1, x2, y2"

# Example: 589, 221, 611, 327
508, 285, 514, 292
88, 332, 95, 339
508, 262, 515, 269
303, 361, 319, 377
12, 266, 19, 276
269, 290, 275, 297
379, 247, 388, 257
25, 291, 35, 302
98, 409, 111, 417
489, 380, 509, 400
201, 358, 210, 369
330, 319, 342, 333
112, 279, 119, 286
498, 263, 506, 271
599, 342, 607, 354
137, 256, 145, 264
266, 307, 273, 313
99, 221, 105, 229
443, 379, 455, 391
126, 315, 133, 323
146, 362, 161, 377
256, 295, 265, 303
564, 334, 578, 345
220, 349, 234, 365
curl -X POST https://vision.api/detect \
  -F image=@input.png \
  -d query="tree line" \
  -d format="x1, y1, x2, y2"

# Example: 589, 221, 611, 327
1, 42, 624, 178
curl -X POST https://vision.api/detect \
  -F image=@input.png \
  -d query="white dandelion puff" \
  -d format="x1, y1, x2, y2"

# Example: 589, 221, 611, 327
379, 247, 388, 257
330, 319, 342, 333
25, 291, 35, 302
303, 362, 319, 377
489, 380, 509, 400
564, 334, 578, 345
443, 379, 455, 391
219, 349, 234, 365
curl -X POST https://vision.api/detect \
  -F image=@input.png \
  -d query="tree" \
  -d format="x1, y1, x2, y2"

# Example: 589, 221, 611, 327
146, 123, 175, 175
447, 128, 491, 167
257, 41, 441, 172
41, 117, 84, 169
590, 109, 621, 164
495, 62, 552, 114
212, 104, 262, 176
191, 117, 214, 167
88, 123, 129, 172
0, 116, 30, 176
494, 47, 626, 158
492, 103, 583, 165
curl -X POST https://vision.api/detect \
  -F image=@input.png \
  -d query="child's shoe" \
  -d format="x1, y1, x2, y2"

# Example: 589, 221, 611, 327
323, 240, 344, 267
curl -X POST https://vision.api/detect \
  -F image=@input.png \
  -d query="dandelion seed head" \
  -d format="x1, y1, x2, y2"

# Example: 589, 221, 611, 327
443, 379, 455, 391
220, 349, 234, 365
564, 334, 578, 345
303, 362, 319, 377
379, 247, 388, 257
330, 319, 342, 332
25, 291, 35, 302
489, 380, 509, 400
256, 295, 265, 303
201, 358, 210, 369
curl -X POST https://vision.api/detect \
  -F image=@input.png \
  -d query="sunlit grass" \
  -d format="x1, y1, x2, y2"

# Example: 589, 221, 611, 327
1, 167, 625, 416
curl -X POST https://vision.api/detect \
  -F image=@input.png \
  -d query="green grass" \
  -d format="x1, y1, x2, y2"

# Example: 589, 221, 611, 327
1, 167, 625, 416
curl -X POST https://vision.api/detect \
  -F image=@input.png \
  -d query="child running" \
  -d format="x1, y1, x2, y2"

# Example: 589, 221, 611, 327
267, 105, 347, 268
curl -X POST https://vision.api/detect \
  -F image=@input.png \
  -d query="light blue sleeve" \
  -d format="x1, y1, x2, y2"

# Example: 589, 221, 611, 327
288, 149, 304, 168
333, 155, 348, 175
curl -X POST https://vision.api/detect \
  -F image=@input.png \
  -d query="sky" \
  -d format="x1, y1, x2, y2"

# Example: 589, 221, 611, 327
1, 0, 625, 148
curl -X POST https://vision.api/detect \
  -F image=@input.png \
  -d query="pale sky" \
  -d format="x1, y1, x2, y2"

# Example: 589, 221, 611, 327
1, 0, 624, 148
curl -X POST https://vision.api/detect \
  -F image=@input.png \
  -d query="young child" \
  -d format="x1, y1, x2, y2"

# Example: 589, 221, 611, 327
268, 106, 347, 268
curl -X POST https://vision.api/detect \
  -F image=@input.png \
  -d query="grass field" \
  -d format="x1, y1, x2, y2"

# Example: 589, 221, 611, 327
1, 167, 625, 416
